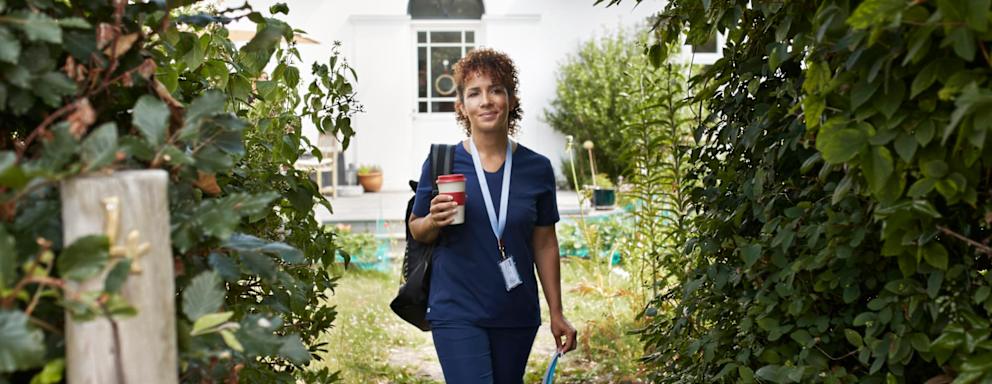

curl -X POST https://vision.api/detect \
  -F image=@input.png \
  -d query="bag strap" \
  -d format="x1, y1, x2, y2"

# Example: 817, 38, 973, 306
429, 144, 456, 196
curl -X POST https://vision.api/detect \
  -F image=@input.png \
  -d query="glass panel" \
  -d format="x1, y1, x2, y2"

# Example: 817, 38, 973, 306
418, 47, 427, 98
692, 35, 718, 53
432, 101, 455, 112
431, 47, 461, 98
431, 31, 461, 43
409, 0, 484, 19
465, 31, 474, 43
419, 102, 428, 113
417, 31, 426, 43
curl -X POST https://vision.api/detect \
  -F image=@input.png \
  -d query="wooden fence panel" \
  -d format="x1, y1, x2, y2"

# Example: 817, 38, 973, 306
61, 170, 177, 384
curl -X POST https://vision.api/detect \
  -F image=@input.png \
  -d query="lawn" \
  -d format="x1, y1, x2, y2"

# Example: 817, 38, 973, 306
309, 249, 647, 383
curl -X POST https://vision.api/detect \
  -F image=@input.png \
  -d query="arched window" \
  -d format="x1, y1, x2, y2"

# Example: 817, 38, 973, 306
408, 0, 484, 20
410, 0, 483, 113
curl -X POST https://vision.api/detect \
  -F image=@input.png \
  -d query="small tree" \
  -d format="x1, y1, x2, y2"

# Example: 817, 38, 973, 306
546, 27, 659, 186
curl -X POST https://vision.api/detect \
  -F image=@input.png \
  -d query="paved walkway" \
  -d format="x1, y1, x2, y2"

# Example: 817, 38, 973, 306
315, 189, 588, 224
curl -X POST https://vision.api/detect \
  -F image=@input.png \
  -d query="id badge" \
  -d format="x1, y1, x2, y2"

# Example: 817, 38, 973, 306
499, 256, 522, 291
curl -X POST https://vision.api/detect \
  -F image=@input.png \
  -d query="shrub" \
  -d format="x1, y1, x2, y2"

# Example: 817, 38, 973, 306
603, 0, 992, 382
0, 1, 359, 382
546, 27, 660, 183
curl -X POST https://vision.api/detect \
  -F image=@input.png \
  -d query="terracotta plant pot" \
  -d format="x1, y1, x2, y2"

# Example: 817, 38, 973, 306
357, 172, 383, 192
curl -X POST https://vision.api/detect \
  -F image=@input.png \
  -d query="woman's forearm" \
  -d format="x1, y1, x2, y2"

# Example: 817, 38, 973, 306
533, 229, 563, 317
409, 214, 441, 243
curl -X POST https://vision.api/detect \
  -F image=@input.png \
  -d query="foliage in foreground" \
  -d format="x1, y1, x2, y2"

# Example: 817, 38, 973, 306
601, 0, 992, 382
0, 1, 359, 382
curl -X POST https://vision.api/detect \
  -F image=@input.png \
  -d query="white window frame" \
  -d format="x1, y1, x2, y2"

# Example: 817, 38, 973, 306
411, 20, 482, 116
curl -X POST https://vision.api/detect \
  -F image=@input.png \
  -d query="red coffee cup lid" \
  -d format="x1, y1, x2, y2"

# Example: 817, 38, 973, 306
437, 174, 465, 183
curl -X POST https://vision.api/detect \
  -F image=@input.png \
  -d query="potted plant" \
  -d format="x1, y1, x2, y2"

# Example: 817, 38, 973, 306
580, 140, 615, 210
357, 164, 383, 192
590, 173, 616, 210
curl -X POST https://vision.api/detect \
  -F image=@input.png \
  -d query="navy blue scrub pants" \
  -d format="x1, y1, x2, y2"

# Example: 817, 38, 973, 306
431, 321, 540, 384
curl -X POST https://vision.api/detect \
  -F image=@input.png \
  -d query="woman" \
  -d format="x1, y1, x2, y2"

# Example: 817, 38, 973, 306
409, 48, 577, 383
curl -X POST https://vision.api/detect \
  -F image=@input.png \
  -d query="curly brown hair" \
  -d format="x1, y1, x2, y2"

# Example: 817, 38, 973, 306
453, 48, 522, 136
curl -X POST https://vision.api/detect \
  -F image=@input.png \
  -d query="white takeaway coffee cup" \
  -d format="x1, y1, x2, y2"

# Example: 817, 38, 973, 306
437, 174, 466, 225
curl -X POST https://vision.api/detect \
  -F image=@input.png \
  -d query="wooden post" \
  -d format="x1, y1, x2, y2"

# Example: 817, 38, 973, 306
61, 170, 177, 384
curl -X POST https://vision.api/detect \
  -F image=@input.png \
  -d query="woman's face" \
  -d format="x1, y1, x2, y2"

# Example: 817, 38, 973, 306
457, 71, 511, 135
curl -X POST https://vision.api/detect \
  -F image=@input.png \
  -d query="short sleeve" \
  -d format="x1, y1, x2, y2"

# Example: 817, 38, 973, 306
411, 156, 434, 218
535, 159, 560, 226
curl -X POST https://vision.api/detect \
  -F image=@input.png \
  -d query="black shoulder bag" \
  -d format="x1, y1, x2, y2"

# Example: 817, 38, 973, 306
390, 143, 455, 331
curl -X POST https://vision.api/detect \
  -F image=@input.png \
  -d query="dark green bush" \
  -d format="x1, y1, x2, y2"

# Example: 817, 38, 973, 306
0, 1, 359, 382
601, 0, 992, 382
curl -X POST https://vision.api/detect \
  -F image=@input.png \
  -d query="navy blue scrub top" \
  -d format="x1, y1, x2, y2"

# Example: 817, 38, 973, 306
412, 141, 560, 328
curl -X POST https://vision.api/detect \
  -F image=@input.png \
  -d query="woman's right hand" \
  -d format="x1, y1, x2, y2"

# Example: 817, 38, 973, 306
427, 194, 458, 229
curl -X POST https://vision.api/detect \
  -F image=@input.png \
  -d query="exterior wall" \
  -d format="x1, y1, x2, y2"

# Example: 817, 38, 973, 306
222, 0, 667, 191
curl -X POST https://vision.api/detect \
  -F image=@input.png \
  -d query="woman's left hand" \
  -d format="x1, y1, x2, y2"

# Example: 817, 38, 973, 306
550, 314, 577, 354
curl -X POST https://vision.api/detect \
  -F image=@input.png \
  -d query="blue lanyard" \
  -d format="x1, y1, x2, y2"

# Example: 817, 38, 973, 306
468, 137, 513, 244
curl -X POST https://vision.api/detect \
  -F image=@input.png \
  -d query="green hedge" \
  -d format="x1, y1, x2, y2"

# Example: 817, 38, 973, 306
0, 1, 359, 382
603, 0, 992, 382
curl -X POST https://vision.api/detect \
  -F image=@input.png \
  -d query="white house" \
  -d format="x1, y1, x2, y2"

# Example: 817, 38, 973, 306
222, 0, 719, 192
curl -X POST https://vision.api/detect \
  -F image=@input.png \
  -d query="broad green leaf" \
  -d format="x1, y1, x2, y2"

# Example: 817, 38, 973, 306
893, 133, 917, 162
851, 80, 879, 109
183, 90, 226, 130
56, 235, 109, 281
58, 17, 90, 29
0, 151, 27, 188
0, 310, 46, 373
909, 333, 931, 353
927, 271, 943, 298
182, 271, 224, 321
29, 358, 64, 384
191, 311, 233, 336
0, 27, 21, 63
741, 244, 761, 268
923, 243, 948, 270
208, 252, 240, 282
80, 123, 118, 171
269, 2, 289, 15
960, 352, 992, 372
224, 233, 305, 264
241, 251, 277, 280
847, 0, 905, 29
966, 0, 990, 31
12, 11, 61, 43
132, 95, 170, 147
845, 328, 863, 347
755, 364, 802, 384
948, 27, 975, 62
911, 200, 942, 218
278, 334, 310, 365
220, 329, 243, 352
790, 329, 813, 347
768, 43, 789, 71
974, 286, 991, 304
874, 80, 905, 119
910, 60, 938, 98
861, 146, 893, 193
803, 61, 830, 94
0, 226, 13, 289
921, 160, 948, 179
33, 72, 76, 107
103, 259, 131, 294
945, 84, 992, 144
196, 193, 278, 239
817, 125, 867, 164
